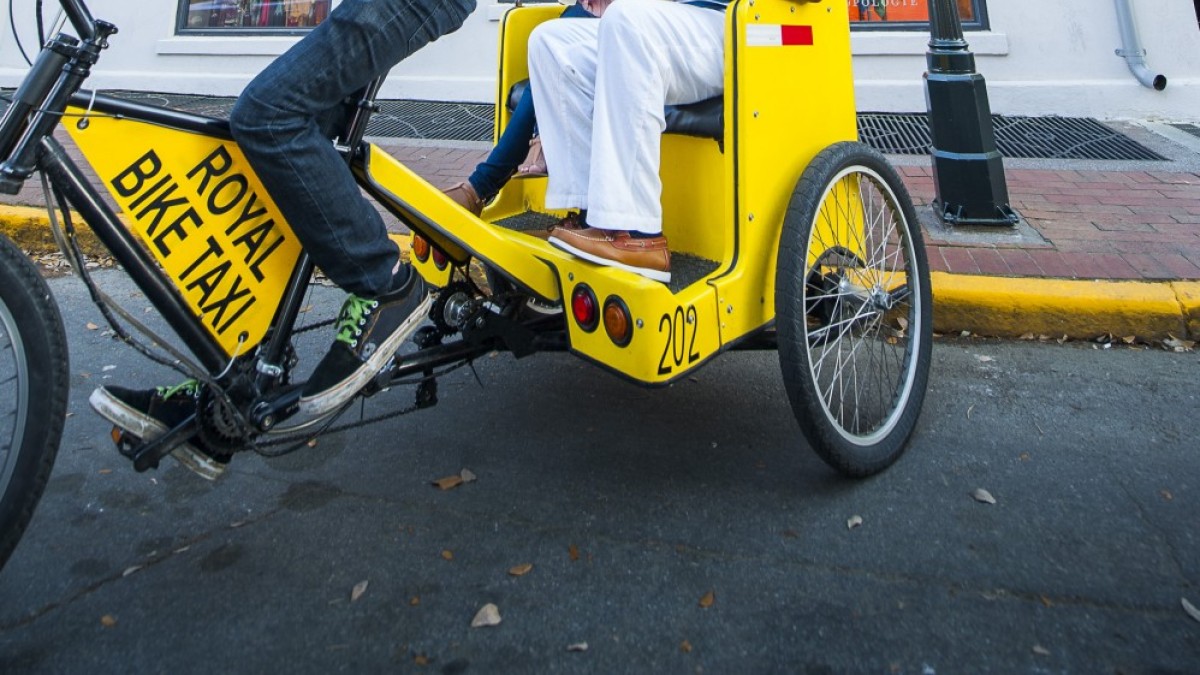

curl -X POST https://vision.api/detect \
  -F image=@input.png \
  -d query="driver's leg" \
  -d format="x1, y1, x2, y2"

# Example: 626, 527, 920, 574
228, 0, 477, 417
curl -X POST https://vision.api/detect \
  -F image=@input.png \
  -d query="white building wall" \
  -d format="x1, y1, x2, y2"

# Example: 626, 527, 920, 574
1, 1, 1197, 122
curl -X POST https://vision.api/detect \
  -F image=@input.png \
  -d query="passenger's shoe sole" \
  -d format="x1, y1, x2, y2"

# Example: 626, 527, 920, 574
88, 388, 225, 481
298, 293, 435, 418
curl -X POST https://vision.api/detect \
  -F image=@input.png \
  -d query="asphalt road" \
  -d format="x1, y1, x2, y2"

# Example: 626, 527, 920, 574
1, 271, 1198, 673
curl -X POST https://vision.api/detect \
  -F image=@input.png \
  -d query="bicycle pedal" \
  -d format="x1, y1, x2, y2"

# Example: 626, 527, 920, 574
110, 426, 161, 470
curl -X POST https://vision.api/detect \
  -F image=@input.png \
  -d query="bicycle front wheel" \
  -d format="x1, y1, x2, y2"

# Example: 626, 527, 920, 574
776, 142, 932, 477
0, 233, 69, 572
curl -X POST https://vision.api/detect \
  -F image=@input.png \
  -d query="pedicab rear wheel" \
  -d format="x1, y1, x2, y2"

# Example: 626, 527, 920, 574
775, 142, 932, 477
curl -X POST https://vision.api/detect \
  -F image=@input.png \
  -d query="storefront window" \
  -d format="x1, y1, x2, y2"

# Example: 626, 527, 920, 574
849, 0, 988, 30
178, 0, 333, 33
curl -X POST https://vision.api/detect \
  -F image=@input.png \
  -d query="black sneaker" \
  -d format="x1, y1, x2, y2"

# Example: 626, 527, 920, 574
299, 272, 431, 417
88, 380, 228, 480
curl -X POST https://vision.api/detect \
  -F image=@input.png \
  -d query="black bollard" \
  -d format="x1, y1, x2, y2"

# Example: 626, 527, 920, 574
925, 0, 1018, 227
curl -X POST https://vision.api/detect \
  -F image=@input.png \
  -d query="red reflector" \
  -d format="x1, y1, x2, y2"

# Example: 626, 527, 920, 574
432, 248, 448, 270
571, 285, 599, 332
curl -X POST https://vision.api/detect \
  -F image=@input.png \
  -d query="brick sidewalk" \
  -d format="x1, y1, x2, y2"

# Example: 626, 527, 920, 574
903, 165, 1200, 281
6, 136, 1200, 282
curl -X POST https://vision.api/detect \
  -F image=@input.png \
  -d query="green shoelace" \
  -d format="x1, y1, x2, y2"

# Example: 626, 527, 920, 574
156, 379, 200, 401
334, 295, 379, 348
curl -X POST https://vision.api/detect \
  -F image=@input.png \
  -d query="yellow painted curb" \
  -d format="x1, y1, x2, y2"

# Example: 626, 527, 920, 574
0, 204, 106, 257
932, 271, 1189, 340
1172, 281, 1200, 339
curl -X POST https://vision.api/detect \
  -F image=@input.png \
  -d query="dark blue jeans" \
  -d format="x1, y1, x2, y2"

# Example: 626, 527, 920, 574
467, 3, 594, 201
230, 0, 476, 298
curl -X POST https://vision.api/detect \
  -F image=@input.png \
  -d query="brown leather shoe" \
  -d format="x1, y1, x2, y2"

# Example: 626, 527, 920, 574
548, 227, 671, 283
444, 181, 483, 217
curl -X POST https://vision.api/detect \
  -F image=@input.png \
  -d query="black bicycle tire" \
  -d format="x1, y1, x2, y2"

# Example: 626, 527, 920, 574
0, 232, 70, 572
775, 142, 932, 477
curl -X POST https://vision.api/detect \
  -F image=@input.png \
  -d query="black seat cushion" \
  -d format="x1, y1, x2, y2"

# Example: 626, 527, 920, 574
507, 79, 723, 142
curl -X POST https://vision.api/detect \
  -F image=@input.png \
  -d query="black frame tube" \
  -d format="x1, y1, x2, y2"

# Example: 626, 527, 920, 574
60, 0, 97, 41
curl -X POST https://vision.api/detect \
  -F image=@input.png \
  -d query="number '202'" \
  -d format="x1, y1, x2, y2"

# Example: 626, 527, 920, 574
657, 305, 701, 376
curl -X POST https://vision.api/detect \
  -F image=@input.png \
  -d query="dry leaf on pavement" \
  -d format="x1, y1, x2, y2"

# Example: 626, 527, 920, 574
351, 580, 368, 603
100, 614, 117, 627
441, 550, 454, 561
568, 544, 580, 562
471, 603, 502, 628
699, 591, 715, 608
433, 475, 464, 491
86, 322, 99, 330
847, 515, 864, 530
1183, 597, 1200, 623
508, 563, 533, 577
1163, 335, 1196, 352
972, 488, 997, 505
680, 640, 693, 653
410, 596, 421, 606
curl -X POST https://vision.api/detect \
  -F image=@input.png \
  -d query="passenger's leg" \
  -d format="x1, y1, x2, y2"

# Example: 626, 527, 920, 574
586, 0, 724, 235
527, 18, 601, 213
449, 2, 599, 211
547, 1, 724, 283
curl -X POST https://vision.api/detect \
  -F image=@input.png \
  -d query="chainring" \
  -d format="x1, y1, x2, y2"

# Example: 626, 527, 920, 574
195, 386, 250, 459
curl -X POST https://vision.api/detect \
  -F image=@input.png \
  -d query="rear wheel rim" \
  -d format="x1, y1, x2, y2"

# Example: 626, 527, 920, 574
802, 164, 922, 446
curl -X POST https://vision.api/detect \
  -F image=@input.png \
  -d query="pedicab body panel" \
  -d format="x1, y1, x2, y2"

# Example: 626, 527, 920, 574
402, 0, 863, 385
64, 111, 303, 356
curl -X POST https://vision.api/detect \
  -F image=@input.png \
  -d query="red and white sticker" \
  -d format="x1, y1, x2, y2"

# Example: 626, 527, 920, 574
745, 24, 814, 47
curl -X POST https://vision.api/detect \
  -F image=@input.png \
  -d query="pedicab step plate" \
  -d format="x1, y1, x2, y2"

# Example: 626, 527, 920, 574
493, 211, 720, 293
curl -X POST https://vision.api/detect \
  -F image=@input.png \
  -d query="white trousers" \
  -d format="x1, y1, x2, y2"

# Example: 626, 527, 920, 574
527, 0, 725, 234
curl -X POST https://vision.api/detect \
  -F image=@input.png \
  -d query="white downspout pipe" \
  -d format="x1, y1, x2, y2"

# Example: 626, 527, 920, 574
1114, 0, 1168, 91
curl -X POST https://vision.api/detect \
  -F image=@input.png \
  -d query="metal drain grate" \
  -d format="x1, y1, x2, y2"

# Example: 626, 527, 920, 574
858, 112, 1165, 161
368, 100, 492, 142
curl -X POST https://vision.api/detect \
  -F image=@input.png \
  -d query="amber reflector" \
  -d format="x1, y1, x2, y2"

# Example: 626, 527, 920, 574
412, 235, 430, 262
603, 297, 632, 347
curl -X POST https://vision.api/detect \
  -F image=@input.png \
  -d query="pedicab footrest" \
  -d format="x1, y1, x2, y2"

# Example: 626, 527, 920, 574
507, 79, 723, 143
